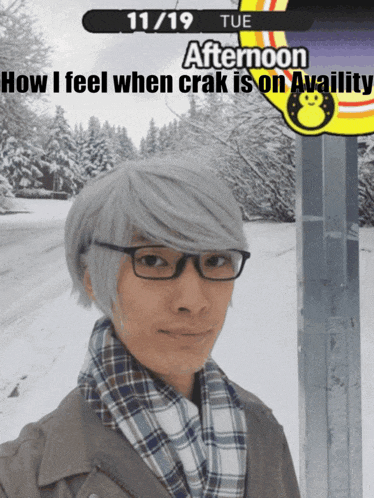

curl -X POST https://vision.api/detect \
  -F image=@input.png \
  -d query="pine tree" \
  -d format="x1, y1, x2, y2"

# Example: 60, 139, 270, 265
0, 0, 49, 139
101, 121, 116, 160
0, 171, 14, 198
84, 122, 99, 177
188, 94, 199, 120
142, 118, 159, 157
0, 172, 16, 213
73, 123, 91, 181
115, 126, 137, 161
94, 131, 114, 174
139, 137, 147, 158
158, 125, 171, 153
0, 130, 46, 191
43, 106, 82, 195
84, 117, 114, 177
87, 116, 101, 136
167, 120, 180, 150
0, 130, 16, 212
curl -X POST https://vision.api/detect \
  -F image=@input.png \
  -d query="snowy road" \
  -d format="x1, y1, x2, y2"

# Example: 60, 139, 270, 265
0, 220, 69, 339
0, 201, 103, 442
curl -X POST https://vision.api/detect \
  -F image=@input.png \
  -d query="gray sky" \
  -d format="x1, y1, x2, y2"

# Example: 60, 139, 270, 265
26, 0, 234, 145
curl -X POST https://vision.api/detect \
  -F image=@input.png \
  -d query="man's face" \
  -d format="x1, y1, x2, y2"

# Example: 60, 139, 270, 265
111, 242, 234, 385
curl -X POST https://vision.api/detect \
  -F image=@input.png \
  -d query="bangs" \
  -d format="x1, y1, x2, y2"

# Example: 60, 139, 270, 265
108, 162, 247, 252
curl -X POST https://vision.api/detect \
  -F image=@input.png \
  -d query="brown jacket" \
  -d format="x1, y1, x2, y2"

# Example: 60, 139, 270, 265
0, 385, 300, 498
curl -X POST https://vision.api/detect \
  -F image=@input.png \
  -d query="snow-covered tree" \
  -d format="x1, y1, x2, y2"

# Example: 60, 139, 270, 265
1, 137, 44, 190
84, 117, 114, 177
0, 129, 44, 211
139, 137, 147, 158
0, 129, 47, 190
175, 88, 296, 221
101, 122, 136, 163
142, 118, 159, 157
73, 123, 92, 181
167, 119, 182, 151
188, 94, 199, 120
0, 171, 13, 198
87, 116, 101, 136
219, 90, 296, 221
141, 118, 188, 155
93, 131, 114, 174
148, 119, 181, 154
0, 0, 50, 139
0, 140, 15, 212
158, 125, 171, 153
0, 173, 16, 213
43, 106, 83, 195
115, 126, 137, 161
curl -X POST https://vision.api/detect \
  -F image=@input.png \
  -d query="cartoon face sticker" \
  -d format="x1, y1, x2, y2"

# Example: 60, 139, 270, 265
286, 91, 335, 132
299, 92, 323, 107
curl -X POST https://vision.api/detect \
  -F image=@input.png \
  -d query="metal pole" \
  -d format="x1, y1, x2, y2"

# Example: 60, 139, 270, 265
296, 135, 362, 498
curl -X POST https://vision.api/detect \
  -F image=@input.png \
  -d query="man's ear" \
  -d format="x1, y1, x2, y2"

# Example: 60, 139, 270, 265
83, 269, 95, 301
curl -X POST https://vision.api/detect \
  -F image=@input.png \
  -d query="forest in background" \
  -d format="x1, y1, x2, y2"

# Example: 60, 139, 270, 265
1, 0, 374, 225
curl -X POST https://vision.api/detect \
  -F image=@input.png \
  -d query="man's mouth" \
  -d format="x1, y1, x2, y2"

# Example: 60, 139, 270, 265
158, 328, 214, 338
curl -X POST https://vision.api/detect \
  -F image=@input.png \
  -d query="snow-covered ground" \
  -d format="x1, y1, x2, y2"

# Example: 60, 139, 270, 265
1, 199, 373, 496
0, 198, 74, 225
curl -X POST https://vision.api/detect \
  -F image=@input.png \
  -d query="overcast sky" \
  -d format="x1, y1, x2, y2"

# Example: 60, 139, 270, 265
26, 0, 233, 146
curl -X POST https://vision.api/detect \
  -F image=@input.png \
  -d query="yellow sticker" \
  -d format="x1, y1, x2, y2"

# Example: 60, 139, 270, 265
239, 0, 374, 136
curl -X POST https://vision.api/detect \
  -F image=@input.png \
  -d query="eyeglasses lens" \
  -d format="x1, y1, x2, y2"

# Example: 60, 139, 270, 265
133, 247, 242, 280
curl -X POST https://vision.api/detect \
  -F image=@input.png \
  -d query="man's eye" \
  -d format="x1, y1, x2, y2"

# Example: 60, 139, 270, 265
137, 255, 168, 267
205, 255, 230, 268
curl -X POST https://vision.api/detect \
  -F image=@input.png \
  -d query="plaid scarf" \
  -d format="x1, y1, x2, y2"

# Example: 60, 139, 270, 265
78, 317, 247, 498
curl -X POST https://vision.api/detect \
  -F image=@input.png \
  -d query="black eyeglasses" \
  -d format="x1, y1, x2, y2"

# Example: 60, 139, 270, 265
94, 241, 250, 281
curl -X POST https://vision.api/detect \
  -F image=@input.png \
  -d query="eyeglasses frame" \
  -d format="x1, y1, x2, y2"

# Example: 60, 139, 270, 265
93, 240, 250, 281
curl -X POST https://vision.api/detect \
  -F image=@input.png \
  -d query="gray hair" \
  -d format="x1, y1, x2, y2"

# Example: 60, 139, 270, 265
64, 156, 247, 318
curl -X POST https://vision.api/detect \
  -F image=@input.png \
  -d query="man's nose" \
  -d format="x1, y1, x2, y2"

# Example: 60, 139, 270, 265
170, 258, 210, 315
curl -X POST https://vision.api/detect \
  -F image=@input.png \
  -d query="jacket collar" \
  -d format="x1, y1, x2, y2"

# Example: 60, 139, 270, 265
36, 385, 276, 498
38, 387, 170, 498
